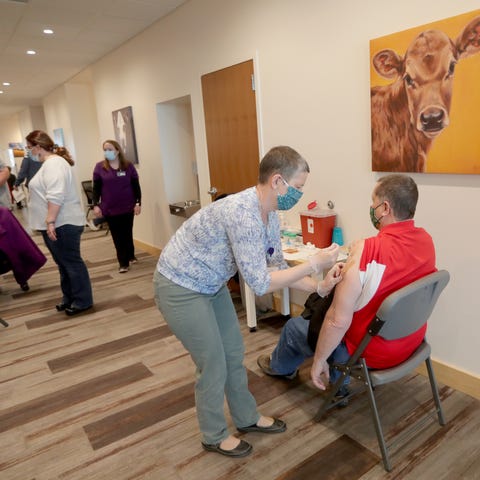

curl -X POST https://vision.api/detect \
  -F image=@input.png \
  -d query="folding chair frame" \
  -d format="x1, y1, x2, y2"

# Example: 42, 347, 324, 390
314, 270, 450, 471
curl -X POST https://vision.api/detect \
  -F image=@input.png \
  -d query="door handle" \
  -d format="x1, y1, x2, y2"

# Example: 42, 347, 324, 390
208, 187, 218, 196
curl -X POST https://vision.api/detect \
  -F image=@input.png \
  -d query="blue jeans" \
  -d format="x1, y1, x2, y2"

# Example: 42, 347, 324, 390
270, 316, 351, 385
153, 270, 259, 445
41, 224, 93, 309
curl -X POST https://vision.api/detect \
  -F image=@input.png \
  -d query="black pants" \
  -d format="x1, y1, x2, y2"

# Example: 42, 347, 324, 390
106, 212, 135, 268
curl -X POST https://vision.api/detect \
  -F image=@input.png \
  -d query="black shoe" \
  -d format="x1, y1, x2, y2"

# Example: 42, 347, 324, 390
333, 385, 350, 408
55, 303, 71, 312
201, 440, 252, 457
20, 282, 29, 292
237, 418, 286, 434
257, 354, 298, 380
65, 305, 92, 317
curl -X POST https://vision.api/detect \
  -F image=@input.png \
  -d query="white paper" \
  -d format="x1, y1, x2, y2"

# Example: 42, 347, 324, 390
12, 189, 26, 202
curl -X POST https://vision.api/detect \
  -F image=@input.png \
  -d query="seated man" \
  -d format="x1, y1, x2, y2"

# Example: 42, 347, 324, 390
258, 174, 436, 396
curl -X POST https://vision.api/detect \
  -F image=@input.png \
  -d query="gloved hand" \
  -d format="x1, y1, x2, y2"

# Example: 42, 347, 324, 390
307, 243, 340, 274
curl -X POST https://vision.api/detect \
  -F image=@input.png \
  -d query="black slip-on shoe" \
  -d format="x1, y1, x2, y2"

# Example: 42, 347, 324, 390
201, 439, 252, 457
65, 305, 92, 317
55, 303, 71, 312
257, 354, 298, 380
237, 418, 286, 434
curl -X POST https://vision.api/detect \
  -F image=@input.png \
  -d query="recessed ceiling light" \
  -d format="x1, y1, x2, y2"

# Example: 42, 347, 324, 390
0, 91, 3, 94
26, 50, 36, 55
43, 28, 54, 34
2, 82, 10, 86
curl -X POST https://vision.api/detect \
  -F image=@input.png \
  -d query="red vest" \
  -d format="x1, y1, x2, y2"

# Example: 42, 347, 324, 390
344, 220, 436, 368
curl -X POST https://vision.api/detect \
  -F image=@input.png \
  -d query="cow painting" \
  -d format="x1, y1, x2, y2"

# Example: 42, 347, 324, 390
371, 15, 480, 173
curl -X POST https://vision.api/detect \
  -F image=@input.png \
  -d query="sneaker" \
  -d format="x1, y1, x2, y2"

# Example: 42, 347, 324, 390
130, 257, 138, 264
257, 354, 298, 380
119, 266, 129, 273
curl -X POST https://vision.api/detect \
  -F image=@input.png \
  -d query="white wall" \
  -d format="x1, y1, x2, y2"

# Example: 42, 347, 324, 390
0, 115, 22, 166
42, 74, 101, 209
6, 0, 480, 377
18, 106, 47, 142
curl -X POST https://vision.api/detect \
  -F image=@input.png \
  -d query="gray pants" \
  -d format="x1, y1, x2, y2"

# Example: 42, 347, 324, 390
153, 270, 259, 444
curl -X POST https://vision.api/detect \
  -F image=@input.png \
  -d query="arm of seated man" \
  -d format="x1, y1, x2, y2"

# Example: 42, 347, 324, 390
311, 239, 364, 390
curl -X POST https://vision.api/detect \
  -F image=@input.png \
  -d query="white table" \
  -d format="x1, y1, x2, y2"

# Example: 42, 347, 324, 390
242, 243, 347, 331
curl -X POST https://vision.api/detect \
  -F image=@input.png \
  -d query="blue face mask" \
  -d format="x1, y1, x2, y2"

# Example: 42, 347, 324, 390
277, 177, 303, 211
27, 148, 40, 162
104, 150, 117, 162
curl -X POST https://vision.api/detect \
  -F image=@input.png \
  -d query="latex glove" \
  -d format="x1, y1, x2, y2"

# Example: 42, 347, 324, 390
308, 243, 340, 274
317, 262, 344, 297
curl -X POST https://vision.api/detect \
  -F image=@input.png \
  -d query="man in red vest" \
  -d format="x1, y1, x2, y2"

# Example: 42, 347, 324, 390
258, 174, 436, 396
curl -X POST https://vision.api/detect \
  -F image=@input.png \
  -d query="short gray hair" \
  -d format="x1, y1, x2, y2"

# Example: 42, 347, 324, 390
375, 174, 418, 220
258, 146, 309, 184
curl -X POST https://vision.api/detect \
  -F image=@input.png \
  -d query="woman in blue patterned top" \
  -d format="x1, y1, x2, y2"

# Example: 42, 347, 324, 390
153, 146, 342, 457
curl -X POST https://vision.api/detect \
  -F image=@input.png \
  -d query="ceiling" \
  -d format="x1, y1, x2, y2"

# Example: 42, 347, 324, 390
0, 0, 188, 119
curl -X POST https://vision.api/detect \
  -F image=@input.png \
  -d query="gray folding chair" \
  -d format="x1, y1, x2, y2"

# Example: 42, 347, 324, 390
314, 270, 450, 471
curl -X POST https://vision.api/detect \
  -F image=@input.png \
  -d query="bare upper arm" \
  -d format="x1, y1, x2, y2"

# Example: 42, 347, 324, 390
327, 239, 364, 329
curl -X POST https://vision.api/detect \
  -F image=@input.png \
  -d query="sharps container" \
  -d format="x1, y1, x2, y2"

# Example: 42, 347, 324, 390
300, 208, 336, 248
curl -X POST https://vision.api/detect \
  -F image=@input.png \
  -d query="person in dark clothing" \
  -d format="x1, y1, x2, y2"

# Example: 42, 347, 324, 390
13, 154, 42, 209
14, 154, 42, 188
92, 139, 142, 273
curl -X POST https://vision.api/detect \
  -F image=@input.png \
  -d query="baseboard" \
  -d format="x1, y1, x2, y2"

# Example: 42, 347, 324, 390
416, 360, 480, 400
274, 297, 480, 401
134, 239, 161, 258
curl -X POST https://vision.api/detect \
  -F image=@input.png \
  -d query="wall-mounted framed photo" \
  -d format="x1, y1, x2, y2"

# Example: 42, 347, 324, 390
53, 128, 65, 147
370, 9, 480, 173
112, 106, 139, 165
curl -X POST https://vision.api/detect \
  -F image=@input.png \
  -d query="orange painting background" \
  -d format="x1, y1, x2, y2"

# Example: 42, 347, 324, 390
370, 9, 480, 174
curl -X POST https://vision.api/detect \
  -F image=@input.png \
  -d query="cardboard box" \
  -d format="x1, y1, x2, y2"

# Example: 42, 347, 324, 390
300, 209, 336, 248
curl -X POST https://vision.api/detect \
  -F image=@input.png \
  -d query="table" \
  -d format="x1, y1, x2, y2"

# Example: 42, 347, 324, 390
242, 242, 348, 331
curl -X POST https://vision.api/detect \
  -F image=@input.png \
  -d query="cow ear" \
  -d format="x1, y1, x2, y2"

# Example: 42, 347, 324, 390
372, 49, 403, 79
456, 16, 480, 59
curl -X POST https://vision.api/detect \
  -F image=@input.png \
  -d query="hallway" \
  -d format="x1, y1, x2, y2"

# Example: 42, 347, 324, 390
0, 225, 479, 479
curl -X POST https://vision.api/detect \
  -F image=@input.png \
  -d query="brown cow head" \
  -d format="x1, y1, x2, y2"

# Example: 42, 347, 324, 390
373, 16, 480, 140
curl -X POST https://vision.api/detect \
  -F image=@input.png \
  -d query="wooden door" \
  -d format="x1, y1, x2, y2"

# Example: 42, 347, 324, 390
201, 59, 260, 198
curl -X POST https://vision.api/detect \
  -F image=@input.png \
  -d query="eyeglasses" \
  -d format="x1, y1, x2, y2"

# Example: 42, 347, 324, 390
280, 175, 303, 192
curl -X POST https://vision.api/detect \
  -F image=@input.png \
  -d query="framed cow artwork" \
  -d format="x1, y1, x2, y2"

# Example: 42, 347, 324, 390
370, 9, 480, 174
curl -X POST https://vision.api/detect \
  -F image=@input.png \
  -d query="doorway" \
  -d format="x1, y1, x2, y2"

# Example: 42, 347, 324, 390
156, 95, 198, 233
201, 59, 260, 198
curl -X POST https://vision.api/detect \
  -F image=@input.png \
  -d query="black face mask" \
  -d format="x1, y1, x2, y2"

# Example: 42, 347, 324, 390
370, 203, 383, 229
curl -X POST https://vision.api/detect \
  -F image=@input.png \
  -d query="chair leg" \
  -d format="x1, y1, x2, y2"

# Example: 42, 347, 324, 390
0, 318, 9, 327
361, 359, 392, 472
425, 357, 446, 426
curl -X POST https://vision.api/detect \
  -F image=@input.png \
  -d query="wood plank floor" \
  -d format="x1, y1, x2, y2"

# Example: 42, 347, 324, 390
1, 215, 479, 479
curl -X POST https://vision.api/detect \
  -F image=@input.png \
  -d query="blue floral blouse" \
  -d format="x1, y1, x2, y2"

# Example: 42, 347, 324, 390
157, 187, 287, 295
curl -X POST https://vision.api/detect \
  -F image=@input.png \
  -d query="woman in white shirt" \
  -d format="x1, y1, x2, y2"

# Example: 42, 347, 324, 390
26, 130, 93, 316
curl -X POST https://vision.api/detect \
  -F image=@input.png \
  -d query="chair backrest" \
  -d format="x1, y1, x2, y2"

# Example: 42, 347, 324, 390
375, 270, 450, 341
81, 180, 94, 206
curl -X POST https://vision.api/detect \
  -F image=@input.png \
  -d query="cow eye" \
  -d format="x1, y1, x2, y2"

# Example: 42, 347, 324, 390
447, 61, 456, 78
404, 74, 415, 88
